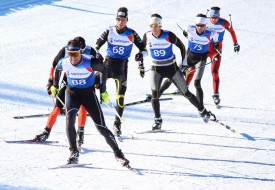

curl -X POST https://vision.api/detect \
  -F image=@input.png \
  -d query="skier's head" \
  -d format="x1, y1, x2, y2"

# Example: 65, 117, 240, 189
210, 6, 220, 17
195, 13, 207, 25
116, 7, 128, 29
209, 7, 220, 24
149, 13, 162, 28
117, 7, 128, 21
66, 39, 82, 65
67, 39, 81, 52
150, 13, 162, 37
195, 14, 207, 34
73, 36, 86, 51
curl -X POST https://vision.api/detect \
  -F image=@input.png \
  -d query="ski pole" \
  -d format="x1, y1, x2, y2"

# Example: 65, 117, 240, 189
215, 49, 222, 56
176, 22, 184, 31
189, 53, 219, 72
145, 68, 151, 73
55, 82, 66, 107
104, 99, 125, 122
229, 14, 232, 27
211, 119, 237, 133
206, 9, 209, 16
55, 95, 65, 106
176, 23, 188, 39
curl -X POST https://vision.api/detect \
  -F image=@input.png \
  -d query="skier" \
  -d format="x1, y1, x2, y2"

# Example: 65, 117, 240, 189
186, 7, 240, 106
94, 7, 147, 137
159, 14, 220, 109
141, 13, 215, 130
51, 39, 129, 165
33, 37, 99, 148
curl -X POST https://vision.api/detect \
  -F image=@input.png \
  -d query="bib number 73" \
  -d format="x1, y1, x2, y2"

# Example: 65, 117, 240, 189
194, 44, 202, 51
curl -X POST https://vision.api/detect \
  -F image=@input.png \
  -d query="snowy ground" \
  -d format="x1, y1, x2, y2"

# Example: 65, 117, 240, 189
0, 0, 275, 190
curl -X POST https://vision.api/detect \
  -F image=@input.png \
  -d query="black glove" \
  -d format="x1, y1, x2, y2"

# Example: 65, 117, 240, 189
183, 30, 188, 38
213, 42, 219, 50
135, 52, 143, 62
46, 79, 53, 95
138, 64, 145, 78
234, 43, 240, 53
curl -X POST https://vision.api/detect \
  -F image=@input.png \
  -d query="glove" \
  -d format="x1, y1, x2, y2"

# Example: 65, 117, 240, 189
50, 86, 59, 96
182, 30, 188, 38
234, 43, 240, 53
213, 42, 219, 50
138, 64, 145, 78
46, 79, 53, 95
135, 52, 143, 62
179, 64, 189, 77
100, 91, 109, 104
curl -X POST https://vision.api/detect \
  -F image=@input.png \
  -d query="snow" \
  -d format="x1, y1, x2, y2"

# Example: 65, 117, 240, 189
1, 0, 275, 189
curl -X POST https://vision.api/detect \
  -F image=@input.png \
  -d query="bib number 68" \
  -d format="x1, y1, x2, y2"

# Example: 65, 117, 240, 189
113, 46, 125, 55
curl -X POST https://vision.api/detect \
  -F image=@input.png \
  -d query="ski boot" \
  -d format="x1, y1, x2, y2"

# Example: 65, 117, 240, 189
113, 120, 122, 136
114, 149, 129, 167
212, 94, 221, 107
199, 108, 216, 122
67, 150, 79, 164
33, 128, 51, 142
152, 117, 162, 130
77, 127, 84, 148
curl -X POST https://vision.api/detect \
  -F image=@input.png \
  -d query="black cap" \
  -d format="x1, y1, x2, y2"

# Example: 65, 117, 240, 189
73, 36, 86, 49
67, 39, 81, 51
117, 7, 128, 19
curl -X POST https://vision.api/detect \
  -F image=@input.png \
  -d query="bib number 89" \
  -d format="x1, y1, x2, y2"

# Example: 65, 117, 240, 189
153, 50, 166, 56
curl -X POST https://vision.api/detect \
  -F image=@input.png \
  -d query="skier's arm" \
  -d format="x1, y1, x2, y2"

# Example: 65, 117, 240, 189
95, 29, 109, 51
133, 30, 148, 57
223, 20, 238, 44
48, 47, 65, 82
90, 47, 98, 58
169, 31, 186, 61
53, 60, 63, 88
90, 58, 107, 93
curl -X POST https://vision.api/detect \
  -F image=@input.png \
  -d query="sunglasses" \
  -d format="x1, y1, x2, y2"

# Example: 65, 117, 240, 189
67, 51, 81, 57
150, 24, 161, 28
211, 17, 219, 19
196, 24, 206, 28
116, 17, 127, 22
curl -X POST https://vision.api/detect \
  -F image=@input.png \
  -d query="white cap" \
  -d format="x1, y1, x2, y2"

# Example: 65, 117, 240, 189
149, 16, 162, 26
195, 17, 207, 25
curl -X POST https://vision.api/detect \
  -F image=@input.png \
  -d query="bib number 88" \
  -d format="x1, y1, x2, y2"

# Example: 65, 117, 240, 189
72, 79, 86, 85
153, 50, 166, 56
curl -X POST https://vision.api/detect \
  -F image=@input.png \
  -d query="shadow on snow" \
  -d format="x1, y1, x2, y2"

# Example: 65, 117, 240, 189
0, 0, 62, 16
